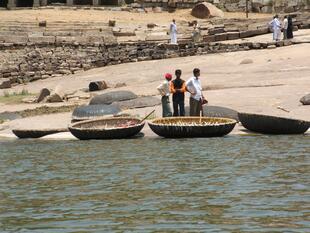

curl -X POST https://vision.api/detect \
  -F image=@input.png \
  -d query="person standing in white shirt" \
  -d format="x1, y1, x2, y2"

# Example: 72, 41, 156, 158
170, 19, 177, 44
186, 68, 207, 116
283, 16, 288, 40
157, 73, 172, 117
269, 15, 282, 41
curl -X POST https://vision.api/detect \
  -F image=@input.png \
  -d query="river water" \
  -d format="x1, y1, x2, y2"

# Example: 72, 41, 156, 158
0, 135, 309, 232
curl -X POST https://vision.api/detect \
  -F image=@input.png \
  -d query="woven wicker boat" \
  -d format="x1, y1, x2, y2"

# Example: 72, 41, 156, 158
148, 117, 237, 138
238, 112, 310, 134
69, 117, 145, 140
12, 128, 68, 139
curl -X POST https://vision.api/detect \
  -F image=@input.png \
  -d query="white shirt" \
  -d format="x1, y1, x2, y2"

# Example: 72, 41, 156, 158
157, 80, 170, 97
283, 18, 288, 30
186, 76, 202, 101
270, 18, 281, 31
170, 22, 177, 34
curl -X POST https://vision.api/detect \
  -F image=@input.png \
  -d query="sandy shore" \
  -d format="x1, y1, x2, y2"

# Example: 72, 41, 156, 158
1, 30, 310, 139
0, 8, 272, 24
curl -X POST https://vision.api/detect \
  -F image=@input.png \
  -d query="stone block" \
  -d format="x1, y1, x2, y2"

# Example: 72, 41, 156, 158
87, 36, 104, 44
208, 27, 225, 35
203, 35, 215, 43
3, 36, 28, 44
56, 36, 76, 44
240, 30, 262, 38
0, 79, 11, 89
28, 36, 56, 44
113, 29, 136, 37
89, 81, 108, 92
227, 32, 240, 40
146, 34, 170, 41
37, 88, 51, 103
214, 33, 227, 41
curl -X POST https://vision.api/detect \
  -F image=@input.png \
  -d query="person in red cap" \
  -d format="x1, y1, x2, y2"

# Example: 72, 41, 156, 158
157, 73, 172, 117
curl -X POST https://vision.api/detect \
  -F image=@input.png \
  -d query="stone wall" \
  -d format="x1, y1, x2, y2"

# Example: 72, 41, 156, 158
0, 36, 304, 88
3, 0, 309, 13
141, 0, 309, 13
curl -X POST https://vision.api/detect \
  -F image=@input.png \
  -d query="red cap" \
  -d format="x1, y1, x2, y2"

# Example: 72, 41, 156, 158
165, 73, 172, 80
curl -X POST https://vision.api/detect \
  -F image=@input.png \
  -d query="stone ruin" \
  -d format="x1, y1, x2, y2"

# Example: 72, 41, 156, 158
3, 0, 125, 9
1, 0, 309, 13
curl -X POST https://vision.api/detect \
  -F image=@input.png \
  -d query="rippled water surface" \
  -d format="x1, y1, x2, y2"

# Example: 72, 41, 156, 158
0, 136, 309, 232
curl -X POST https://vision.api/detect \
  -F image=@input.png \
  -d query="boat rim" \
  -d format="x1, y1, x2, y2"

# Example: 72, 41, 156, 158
69, 117, 144, 131
238, 112, 310, 124
148, 116, 237, 126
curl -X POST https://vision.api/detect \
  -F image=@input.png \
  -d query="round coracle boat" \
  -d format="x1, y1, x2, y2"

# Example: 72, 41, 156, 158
238, 112, 310, 134
12, 128, 68, 139
71, 104, 121, 122
148, 117, 237, 138
69, 117, 145, 140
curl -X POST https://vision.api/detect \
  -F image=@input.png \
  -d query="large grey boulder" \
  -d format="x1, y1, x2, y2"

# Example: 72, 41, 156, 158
191, 2, 224, 19
89, 91, 138, 105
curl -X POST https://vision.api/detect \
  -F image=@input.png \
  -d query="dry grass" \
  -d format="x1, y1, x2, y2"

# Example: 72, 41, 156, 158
0, 89, 34, 104
17, 105, 79, 118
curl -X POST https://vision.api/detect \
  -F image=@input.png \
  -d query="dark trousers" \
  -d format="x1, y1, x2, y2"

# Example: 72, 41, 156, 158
173, 100, 185, 116
161, 96, 172, 117
283, 29, 287, 40
189, 97, 202, 116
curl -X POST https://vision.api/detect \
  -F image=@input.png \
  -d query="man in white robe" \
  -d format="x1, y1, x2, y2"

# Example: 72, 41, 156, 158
269, 15, 282, 41
170, 19, 177, 44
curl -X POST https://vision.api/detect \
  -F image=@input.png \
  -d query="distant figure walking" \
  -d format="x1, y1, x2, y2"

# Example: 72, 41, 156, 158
170, 69, 186, 116
186, 68, 207, 116
269, 15, 281, 41
283, 16, 288, 40
157, 73, 172, 117
287, 15, 294, 39
170, 19, 177, 44
192, 20, 202, 43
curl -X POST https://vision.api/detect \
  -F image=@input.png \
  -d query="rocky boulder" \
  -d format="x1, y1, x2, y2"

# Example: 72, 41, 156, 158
36, 88, 51, 103
300, 94, 310, 105
0, 79, 11, 89
191, 2, 224, 19
89, 81, 108, 92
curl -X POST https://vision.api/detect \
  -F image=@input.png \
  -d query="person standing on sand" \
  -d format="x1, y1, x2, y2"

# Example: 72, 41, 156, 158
186, 68, 207, 116
192, 20, 202, 43
287, 15, 294, 39
157, 73, 173, 117
282, 16, 288, 40
269, 15, 282, 41
170, 19, 177, 44
170, 69, 186, 116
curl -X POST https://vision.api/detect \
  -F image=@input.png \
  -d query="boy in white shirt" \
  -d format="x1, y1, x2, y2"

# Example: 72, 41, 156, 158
186, 68, 207, 116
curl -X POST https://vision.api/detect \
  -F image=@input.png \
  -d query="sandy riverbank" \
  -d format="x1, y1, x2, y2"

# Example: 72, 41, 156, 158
0, 30, 309, 139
